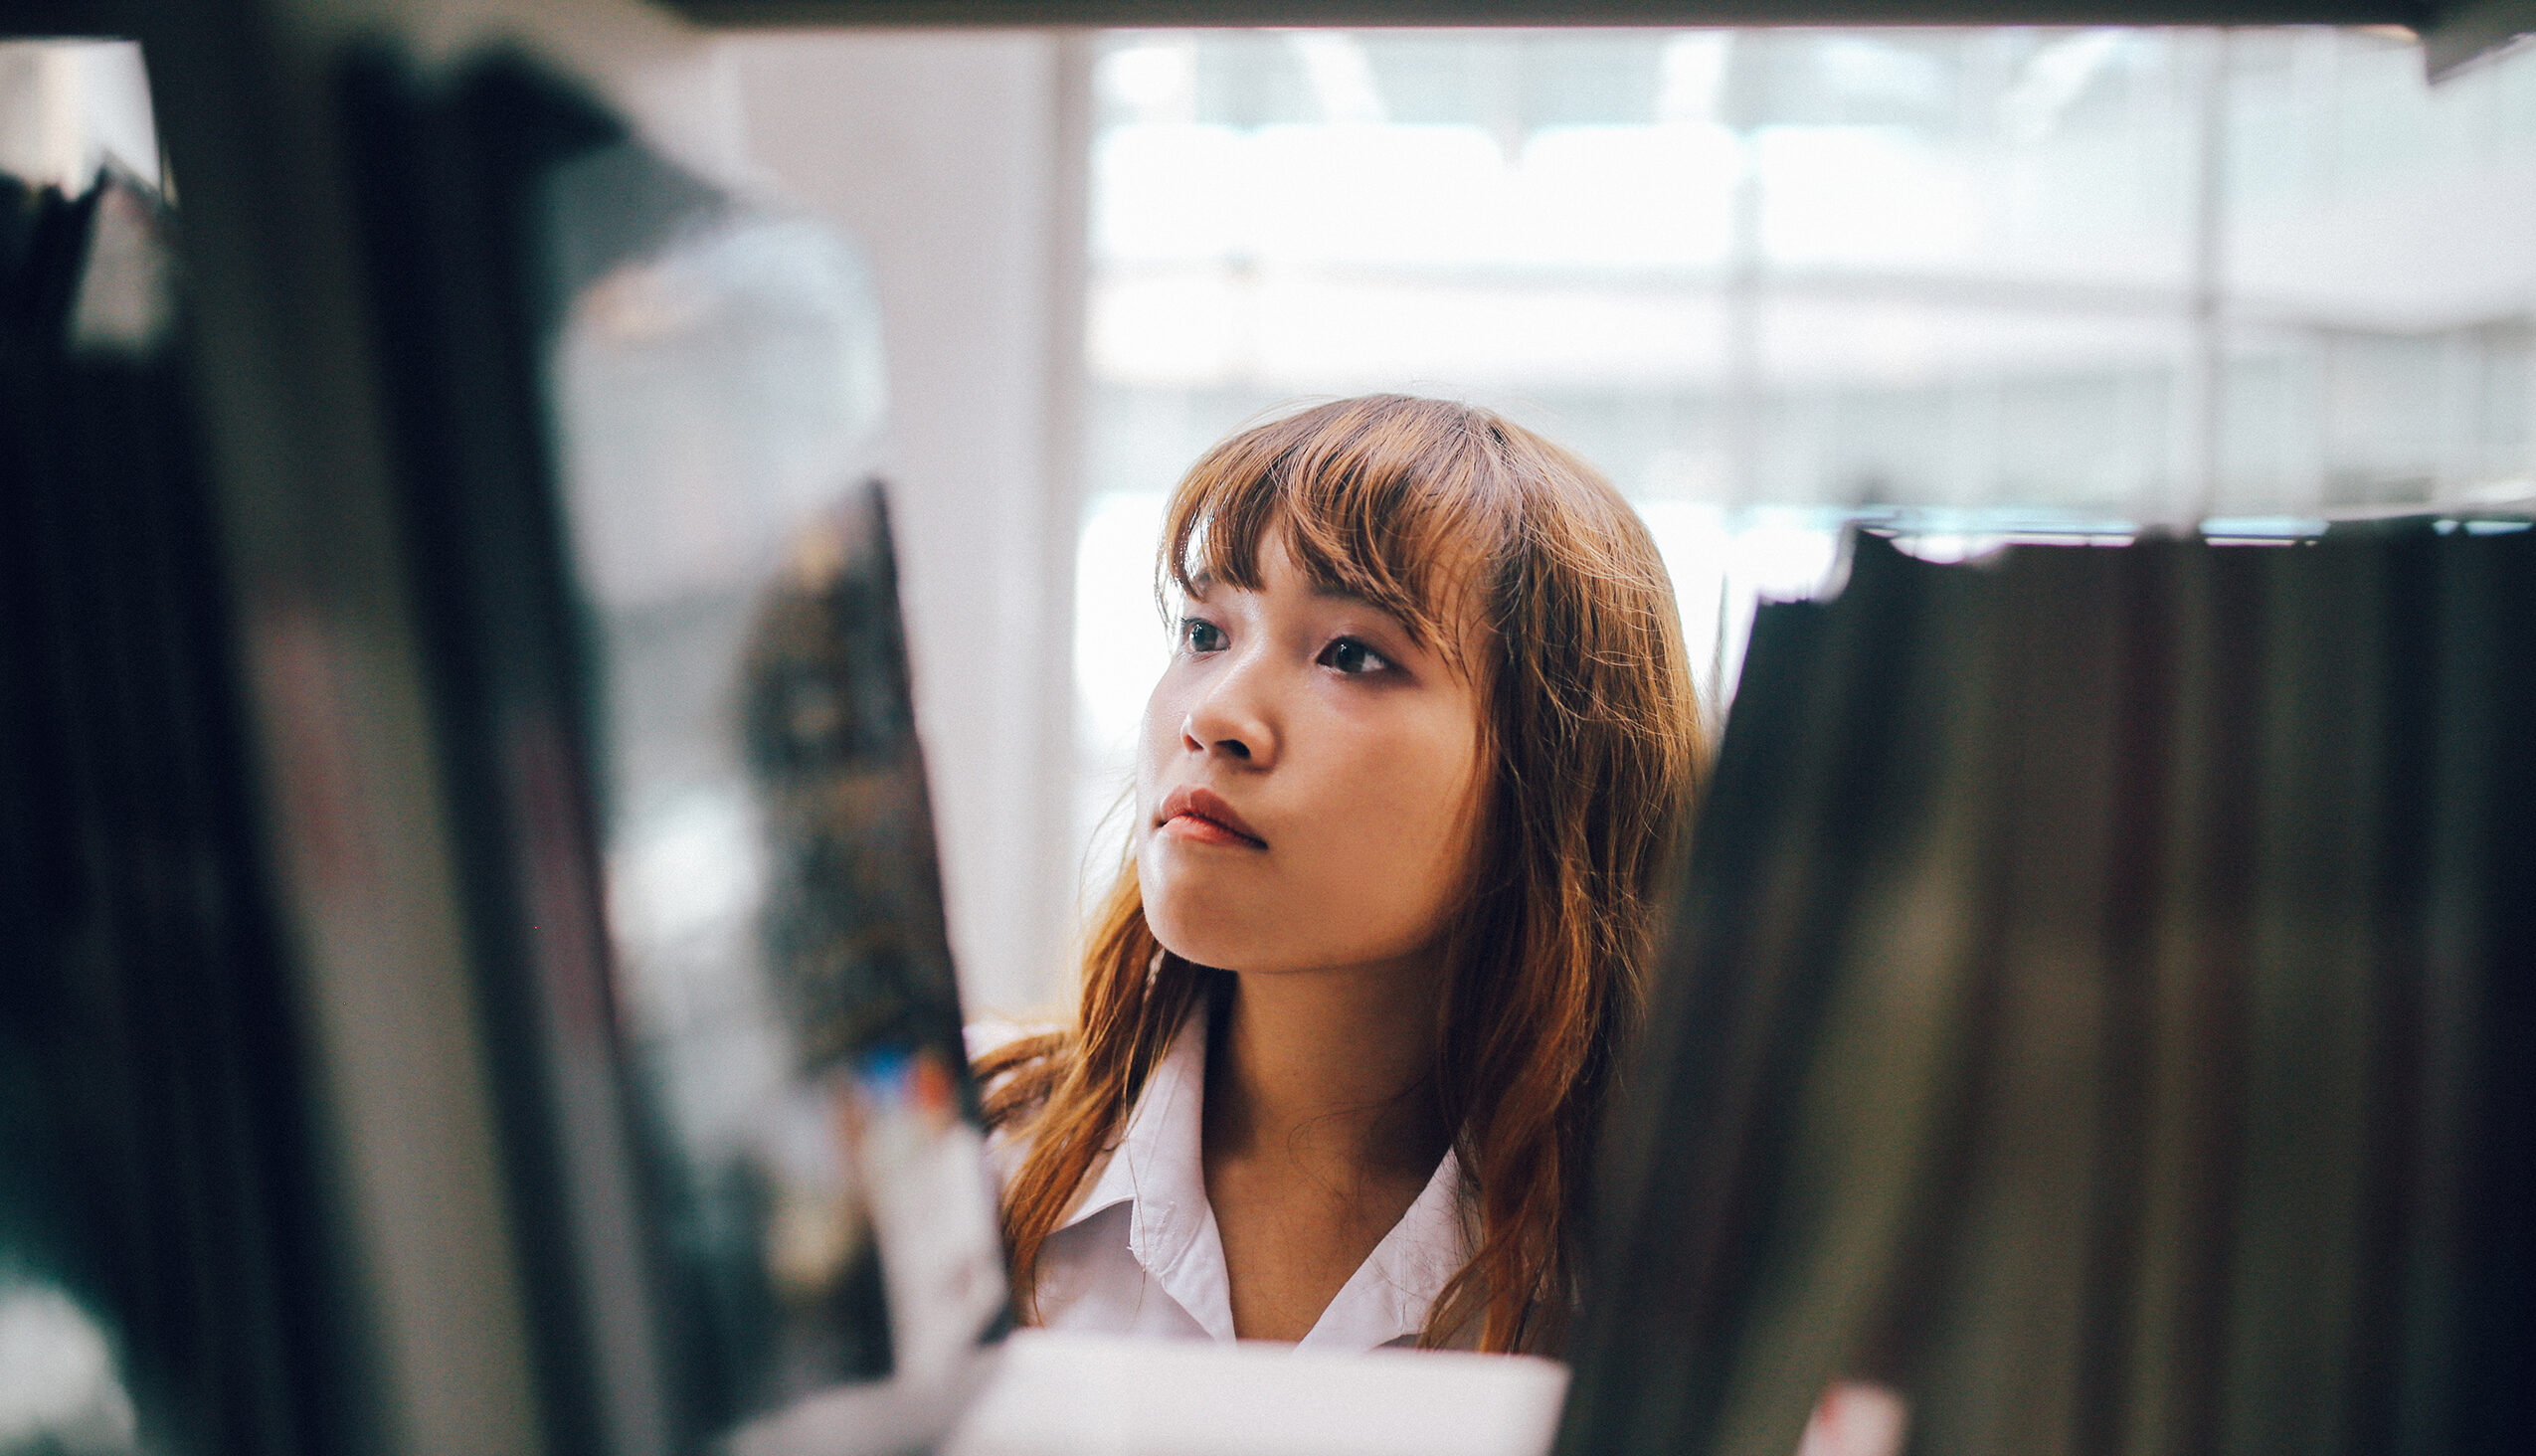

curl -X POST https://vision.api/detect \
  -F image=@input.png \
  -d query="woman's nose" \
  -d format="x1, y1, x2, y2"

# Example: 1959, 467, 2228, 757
1181, 654, 1278, 767
1182, 717, 1248, 760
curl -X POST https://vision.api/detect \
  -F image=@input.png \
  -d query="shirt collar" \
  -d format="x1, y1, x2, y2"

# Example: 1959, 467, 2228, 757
1297, 1144, 1470, 1350
1055, 1000, 1471, 1349
1060, 1001, 1231, 1338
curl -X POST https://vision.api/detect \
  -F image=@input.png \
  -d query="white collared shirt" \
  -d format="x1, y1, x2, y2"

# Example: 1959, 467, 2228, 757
977, 1008, 1472, 1352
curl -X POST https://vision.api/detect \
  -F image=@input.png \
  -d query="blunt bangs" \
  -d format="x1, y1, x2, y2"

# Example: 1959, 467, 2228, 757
1159, 396, 1518, 668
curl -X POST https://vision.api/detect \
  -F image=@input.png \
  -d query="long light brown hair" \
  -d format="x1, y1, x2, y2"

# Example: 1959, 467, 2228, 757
976, 395, 1705, 1352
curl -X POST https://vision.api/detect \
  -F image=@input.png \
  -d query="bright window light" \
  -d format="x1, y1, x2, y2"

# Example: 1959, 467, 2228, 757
1073, 27, 2536, 857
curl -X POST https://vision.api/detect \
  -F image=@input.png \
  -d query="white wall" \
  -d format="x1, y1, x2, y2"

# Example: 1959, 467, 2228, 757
720, 31, 1089, 1017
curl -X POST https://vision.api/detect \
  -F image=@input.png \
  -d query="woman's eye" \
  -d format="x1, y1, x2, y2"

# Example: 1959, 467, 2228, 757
1319, 637, 1391, 675
1180, 619, 1227, 653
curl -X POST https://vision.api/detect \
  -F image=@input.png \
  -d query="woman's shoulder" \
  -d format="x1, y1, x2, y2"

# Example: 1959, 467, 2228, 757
965, 1018, 1069, 1188
965, 1017, 1070, 1091
966, 1017, 1072, 1129
965, 1017, 1063, 1064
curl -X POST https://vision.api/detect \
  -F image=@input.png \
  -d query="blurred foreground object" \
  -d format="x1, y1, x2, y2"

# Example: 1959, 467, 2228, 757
1565, 519, 2535, 1456
736, 1328, 1567, 1456
736, 487, 1009, 1397
0, 63, 335, 1456
339, 48, 1001, 1451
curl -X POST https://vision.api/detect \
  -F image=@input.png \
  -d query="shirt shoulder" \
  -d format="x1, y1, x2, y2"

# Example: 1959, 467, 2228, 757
965, 1018, 1061, 1063
966, 1019, 1063, 1189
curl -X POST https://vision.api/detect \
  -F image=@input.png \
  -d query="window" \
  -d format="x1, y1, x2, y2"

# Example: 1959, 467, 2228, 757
1072, 26, 2536, 867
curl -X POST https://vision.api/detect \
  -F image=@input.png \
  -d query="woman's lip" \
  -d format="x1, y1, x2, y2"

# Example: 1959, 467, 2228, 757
1162, 813, 1263, 848
1156, 786, 1267, 847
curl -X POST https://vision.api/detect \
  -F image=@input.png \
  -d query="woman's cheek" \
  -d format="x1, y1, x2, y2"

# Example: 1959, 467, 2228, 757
1307, 780, 1478, 961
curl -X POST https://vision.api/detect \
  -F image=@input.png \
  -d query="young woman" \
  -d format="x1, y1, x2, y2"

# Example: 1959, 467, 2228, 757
976, 394, 1704, 1354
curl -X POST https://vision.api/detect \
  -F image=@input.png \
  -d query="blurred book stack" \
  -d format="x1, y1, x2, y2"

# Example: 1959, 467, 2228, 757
338, 50, 1004, 1451
1563, 522, 2534, 1456
0, 148, 336, 1452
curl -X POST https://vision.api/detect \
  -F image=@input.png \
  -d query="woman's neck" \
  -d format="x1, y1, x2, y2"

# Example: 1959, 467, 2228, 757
1201, 958, 1451, 1185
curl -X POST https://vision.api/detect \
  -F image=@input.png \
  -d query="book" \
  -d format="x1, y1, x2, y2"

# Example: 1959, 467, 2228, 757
1566, 520, 2536, 1456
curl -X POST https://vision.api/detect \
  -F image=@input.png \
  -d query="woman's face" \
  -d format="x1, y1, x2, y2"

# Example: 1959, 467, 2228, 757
1136, 527, 1489, 979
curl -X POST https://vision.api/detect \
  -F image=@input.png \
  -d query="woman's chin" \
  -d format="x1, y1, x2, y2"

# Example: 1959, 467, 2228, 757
1141, 889, 1260, 974
1143, 910, 1244, 973
1143, 845, 1328, 972
1142, 840, 1249, 904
